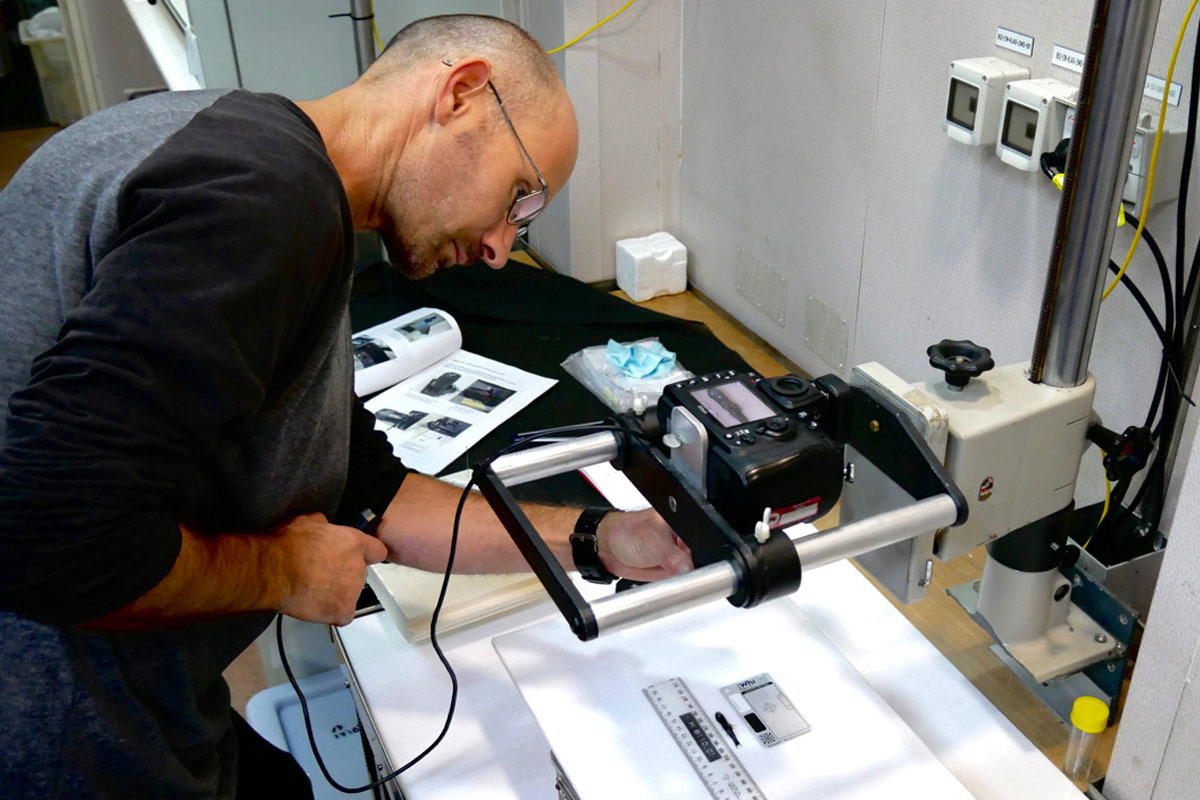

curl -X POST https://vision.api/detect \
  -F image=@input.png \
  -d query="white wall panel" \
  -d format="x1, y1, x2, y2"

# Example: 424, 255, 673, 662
855, 1, 1200, 509
679, 1, 886, 375
667, 1, 1200, 507
1105, 438, 1200, 799
528, 0, 681, 282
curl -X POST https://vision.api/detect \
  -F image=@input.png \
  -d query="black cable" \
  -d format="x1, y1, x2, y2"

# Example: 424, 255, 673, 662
1086, 253, 1172, 554
1145, 358, 1170, 429
1091, 475, 1132, 549
1134, 17, 1200, 540
1126, 214, 1176, 431
1107, 260, 1169, 346
1038, 150, 1177, 550
277, 422, 652, 793
1176, 15, 1200, 320
1040, 152, 1058, 181
1125, 213, 1175, 343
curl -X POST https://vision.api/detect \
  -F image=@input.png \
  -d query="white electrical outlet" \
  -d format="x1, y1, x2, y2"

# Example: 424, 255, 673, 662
945, 57, 1031, 146
996, 77, 1077, 171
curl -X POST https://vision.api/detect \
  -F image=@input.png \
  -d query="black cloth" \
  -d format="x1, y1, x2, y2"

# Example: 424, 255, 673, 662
231, 711, 315, 800
350, 259, 754, 505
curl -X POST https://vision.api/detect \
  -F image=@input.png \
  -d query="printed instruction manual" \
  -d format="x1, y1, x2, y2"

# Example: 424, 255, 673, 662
354, 307, 557, 476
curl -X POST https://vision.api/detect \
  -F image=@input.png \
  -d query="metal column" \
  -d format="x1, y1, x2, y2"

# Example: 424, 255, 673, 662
351, 0, 377, 75
1031, 0, 1163, 388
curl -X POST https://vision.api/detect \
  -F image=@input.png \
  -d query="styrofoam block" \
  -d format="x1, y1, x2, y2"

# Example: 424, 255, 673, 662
615, 231, 687, 302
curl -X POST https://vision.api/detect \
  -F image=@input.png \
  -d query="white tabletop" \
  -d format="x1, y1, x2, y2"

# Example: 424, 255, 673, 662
494, 592, 974, 799
337, 561, 1082, 799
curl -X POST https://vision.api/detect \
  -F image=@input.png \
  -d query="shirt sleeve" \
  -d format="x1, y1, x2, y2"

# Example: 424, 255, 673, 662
0, 105, 349, 626
334, 397, 411, 529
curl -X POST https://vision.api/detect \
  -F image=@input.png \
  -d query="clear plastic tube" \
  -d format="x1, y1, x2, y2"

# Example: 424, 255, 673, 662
1064, 696, 1108, 786
1064, 725, 1100, 783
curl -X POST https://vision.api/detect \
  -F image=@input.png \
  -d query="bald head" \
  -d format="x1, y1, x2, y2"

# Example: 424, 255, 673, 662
363, 14, 564, 125
302, 15, 577, 279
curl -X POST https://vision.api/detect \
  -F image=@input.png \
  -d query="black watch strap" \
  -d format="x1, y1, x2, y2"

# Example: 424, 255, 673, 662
570, 507, 617, 584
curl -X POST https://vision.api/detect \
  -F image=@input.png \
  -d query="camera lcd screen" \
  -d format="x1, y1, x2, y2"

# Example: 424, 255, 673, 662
1002, 100, 1039, 156
693, 381, 776, 428
946, 78, 979, 131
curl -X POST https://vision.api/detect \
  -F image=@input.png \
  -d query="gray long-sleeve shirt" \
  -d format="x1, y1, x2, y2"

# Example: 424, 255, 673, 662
0, 89, 406, 798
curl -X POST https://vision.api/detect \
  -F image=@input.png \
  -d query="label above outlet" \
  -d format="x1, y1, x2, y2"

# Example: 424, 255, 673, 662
1052, 44, 1085, 74
1144, 74, 1183, 106
1053, 45, 1181, 105
996, 27, 1034, 57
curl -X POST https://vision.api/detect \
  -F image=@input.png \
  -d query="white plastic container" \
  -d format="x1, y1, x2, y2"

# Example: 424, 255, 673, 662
245, 668, 371, 798
615, 231, 687, 302
18, 8, 82, 126
1064, 695, 1108, 786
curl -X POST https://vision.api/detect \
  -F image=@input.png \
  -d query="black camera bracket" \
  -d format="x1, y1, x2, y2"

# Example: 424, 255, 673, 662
476, 376, 966, 641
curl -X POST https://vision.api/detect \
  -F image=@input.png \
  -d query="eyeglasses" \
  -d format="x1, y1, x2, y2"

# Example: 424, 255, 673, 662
487, 81, 548, 226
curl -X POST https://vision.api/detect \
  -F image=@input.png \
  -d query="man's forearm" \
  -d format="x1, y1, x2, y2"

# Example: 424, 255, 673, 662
376, 473, 580, 573
83, 513, 388, 631
82, 525, 286, 631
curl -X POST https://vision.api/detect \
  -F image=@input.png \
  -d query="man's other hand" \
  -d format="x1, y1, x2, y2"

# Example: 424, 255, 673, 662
595, 509, 693, 582
273, 512, 388, 626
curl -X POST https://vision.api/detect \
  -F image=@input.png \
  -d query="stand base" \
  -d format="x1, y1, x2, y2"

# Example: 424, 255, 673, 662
947, 564, 1132, 726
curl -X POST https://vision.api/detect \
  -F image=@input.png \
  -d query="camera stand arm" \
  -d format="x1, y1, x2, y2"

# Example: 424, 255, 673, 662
476, 427, 961, 641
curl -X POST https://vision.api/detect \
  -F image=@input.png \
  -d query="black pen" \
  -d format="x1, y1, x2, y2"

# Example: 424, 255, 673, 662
714, 711, 740, 746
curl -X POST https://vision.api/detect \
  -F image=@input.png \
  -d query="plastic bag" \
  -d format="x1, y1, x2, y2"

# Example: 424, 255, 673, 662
562, 337, 692, 414
26, 7, 64, 39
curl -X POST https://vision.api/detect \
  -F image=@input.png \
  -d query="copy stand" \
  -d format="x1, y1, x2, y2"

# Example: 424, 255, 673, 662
477, 383, 968, 641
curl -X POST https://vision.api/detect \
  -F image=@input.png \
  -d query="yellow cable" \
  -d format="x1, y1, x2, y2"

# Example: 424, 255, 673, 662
1084, 452, 1111, 550
1103, 0, 1200, 300
547, 0, 637, 55
370, 1, 385, 53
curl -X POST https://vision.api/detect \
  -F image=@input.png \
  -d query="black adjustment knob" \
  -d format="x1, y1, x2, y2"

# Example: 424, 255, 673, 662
1059, 543, 1081, 571
927, 339, 994, 390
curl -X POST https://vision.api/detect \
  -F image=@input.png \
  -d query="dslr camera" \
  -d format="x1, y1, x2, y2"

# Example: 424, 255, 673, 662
657, 370, 847, 536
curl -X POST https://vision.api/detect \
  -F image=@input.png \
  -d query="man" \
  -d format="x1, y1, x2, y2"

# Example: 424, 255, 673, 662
0, 14, 692, 799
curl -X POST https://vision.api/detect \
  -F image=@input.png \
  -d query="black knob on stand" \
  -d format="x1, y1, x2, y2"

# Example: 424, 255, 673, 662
927, 339, 994, 390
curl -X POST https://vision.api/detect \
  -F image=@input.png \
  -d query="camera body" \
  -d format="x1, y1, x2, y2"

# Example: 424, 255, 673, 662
657, 370, 846, 535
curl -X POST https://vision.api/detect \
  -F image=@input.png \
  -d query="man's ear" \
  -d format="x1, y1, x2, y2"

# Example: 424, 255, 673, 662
434, 58, 492, 126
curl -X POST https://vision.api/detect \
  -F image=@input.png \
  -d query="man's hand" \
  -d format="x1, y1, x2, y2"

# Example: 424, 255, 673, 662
596, 508, 693, 582
272, 512, 389, 626
376, 474, 693, 582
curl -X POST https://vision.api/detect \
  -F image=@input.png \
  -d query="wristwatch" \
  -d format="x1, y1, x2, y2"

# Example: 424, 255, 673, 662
570, 507, 617, 584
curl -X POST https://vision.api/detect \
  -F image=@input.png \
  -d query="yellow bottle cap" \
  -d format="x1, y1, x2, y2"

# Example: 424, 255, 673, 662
1071, 696, 1109, 734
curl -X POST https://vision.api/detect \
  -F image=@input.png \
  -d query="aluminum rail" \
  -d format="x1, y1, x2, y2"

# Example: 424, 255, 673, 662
588, 561, 741, 636
489, 432, 621, 486
791, 494, 960, 570
1031, 0, 1162, 387
586, 494, 961, 637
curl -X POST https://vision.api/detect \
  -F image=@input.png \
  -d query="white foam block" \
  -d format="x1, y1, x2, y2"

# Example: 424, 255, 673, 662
615, 231, 687, 302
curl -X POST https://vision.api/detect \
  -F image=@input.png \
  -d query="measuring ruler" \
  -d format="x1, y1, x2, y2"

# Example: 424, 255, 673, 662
643, 678, 767, 799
